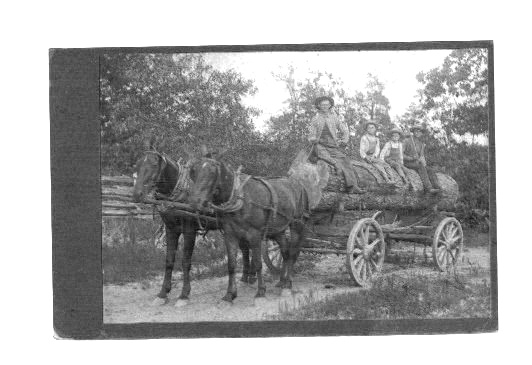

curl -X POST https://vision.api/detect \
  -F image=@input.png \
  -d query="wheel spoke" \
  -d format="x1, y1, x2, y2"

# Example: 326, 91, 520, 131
438, 239, 447, 246
447, 250, 456, 263
367, 238, 381, 252
370, 258, 379, 272
360, 260, 367, 281
438, 247, 446, 262
366, 260, 372, 278
364, 224, 371, 243
352, 254, 363, 268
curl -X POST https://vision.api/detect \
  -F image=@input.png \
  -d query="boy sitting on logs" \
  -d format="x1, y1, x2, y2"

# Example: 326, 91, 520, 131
380, 126, 413, 189
359, 121, 395, 185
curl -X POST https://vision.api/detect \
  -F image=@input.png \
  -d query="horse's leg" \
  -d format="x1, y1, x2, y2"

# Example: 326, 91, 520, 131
251, 236, 266, 298
283, 224, 304, 291
276, 233, 289, 288
239, 239, 251, 284
155, 223, 179, 303
221, 233, 239, 303
176, 221, 196, 305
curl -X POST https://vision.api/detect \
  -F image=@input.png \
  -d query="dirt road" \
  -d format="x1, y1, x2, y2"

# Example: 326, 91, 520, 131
103, 245, 490, 323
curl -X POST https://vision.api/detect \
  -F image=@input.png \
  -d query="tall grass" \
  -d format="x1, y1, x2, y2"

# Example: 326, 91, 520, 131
276, 268, 491, 320
102, 217, 229, 284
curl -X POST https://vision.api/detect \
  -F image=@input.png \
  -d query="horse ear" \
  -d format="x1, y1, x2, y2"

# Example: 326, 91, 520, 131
200, 144, 209, 157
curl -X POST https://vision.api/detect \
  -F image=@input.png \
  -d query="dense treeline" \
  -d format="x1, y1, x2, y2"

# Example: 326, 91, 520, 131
100, 49, 489, 225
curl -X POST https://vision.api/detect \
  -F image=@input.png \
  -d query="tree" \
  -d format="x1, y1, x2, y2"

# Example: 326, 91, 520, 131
265, 70, 391, 146
416, 48, 488, 141
100, 54, 259, 174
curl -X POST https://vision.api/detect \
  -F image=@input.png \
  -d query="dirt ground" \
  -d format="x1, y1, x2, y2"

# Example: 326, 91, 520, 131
103, 244, 491, 323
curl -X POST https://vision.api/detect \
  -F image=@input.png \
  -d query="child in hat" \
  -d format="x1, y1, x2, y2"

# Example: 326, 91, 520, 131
380, 126, 412, 189
359, 121, 394, 184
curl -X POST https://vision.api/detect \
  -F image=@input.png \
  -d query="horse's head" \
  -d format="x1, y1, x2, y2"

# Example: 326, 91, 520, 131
132, 151, 167, 203
187, 156, 222, 211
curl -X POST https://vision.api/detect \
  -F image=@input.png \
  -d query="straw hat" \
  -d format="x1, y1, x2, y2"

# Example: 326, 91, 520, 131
314, 96, 334, 108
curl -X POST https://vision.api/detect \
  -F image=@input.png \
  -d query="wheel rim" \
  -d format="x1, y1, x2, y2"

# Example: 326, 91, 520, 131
346, 218, 385, 287
262, 238, 282, 275
432, 217, 463, 271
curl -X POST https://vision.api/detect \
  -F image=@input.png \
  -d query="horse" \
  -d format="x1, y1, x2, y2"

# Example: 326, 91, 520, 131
132, 149, 257, 306
188, 153, 309, 303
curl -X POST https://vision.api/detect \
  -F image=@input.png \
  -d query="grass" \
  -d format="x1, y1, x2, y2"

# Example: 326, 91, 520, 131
275, 266, 491, 320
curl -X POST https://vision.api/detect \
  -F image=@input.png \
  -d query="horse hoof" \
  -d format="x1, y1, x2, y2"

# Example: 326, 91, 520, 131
217, 299, 233, 308
151, 297, 168, 306
275, 281, 283, 288
281, 288, 292, 297
174, 299, 189, 308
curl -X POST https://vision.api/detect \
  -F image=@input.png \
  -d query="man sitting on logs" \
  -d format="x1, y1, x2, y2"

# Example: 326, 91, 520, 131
402, 123, 441, 194
380, 126, 413, 189
359, 121, 395, 185
308, 96, 365, 194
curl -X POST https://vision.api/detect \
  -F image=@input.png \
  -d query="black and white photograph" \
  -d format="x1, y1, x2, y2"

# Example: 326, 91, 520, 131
99, 46, 494, 326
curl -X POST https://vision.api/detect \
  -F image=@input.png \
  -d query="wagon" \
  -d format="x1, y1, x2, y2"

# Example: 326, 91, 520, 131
262, 207, 464, 287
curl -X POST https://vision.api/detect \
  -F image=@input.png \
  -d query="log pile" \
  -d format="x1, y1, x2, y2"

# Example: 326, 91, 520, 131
289, 159, 459, 212
101, 176, 217, 222
102, 176, 154, 218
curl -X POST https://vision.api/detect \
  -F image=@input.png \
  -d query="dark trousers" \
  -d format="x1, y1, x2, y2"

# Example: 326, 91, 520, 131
404, 161, 440, 190
315, 144, 360, 189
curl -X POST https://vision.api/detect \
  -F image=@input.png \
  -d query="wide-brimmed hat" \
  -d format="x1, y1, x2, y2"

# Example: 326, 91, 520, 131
363, 120, 380, 131
314, 96, 334, 108
410, 123, 426, 132
387, 126, 403, 137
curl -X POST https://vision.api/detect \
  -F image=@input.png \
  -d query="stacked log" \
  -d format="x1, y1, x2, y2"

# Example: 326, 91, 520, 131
289, 160, 459, 212
101, 176, 154, 218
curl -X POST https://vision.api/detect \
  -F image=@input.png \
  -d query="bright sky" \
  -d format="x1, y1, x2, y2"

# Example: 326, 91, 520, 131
203, 50, 452, 132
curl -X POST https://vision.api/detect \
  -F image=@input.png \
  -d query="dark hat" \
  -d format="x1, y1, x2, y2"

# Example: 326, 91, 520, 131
363, 120, 380, 130
410, 123, 426, 133
314, 96, 334, 108
387, 126, 403, 137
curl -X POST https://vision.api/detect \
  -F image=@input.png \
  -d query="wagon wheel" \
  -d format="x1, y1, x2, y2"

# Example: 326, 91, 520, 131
432, 217, 464, 271
346, 218, 386, 287
262, 239, 282, 275
262, 231, 286, 275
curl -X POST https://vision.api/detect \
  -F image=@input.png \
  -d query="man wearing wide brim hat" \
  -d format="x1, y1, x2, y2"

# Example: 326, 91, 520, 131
380, 126, 412, 188
403, 122, 441, 194
307, 95, 365, 194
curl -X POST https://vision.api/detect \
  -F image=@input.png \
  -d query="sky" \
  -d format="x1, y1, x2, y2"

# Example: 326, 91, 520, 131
203, 49, 452, 132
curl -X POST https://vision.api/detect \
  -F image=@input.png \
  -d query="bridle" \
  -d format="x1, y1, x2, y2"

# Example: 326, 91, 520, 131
195, 158, 249, 213
139, 150, 183, 198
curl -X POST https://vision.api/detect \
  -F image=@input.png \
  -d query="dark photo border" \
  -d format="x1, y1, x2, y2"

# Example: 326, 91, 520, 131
50, 41, 497, 339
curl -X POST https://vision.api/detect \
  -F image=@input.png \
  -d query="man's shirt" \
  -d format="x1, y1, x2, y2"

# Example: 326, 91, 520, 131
308, 111, 349, 146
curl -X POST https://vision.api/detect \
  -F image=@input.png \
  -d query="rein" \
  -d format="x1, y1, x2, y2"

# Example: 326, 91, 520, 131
206, 160, 251, 213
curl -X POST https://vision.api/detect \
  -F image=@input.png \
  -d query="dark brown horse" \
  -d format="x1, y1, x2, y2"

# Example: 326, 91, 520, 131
188, 154, 309, 303
132, 150, 257, 306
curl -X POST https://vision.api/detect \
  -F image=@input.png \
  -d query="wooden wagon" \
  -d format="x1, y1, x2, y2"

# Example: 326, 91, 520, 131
262, 207, 464, 288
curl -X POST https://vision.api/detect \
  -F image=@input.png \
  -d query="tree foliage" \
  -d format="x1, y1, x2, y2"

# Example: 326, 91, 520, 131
100, 53, 259, 174
264, 68, 392, 156
415, 49, 488, 141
